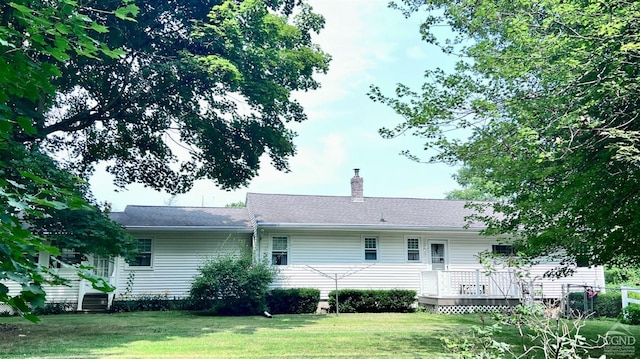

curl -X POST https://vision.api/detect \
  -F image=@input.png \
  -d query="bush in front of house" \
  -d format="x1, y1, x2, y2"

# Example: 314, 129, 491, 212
109, 293, 190, 313
327, 289, 417, 313
189, 253, 276, 315
266, 288, 320, 314
621, 303, 640, 325
567, 291, 622, 318
31, 301, 77, 315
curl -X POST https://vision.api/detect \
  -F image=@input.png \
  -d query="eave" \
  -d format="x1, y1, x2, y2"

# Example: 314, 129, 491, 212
123, 226, 254, 233
254, 222, 485, 233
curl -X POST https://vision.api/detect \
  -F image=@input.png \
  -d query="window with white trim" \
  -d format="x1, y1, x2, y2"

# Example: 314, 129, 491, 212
272, 236, 288, 265
407, 237, 420, 262
129, 238, 153, 267
50, 248, 84, 268
492, 244, 515, 256
364, 237, 377, 261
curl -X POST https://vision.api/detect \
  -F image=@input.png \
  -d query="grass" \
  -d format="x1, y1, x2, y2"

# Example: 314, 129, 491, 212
0, 311, 638, 358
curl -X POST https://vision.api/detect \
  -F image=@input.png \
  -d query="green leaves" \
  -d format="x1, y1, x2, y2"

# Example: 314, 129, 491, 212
380, 0, 640, 267
41, 0, 329, 192
0, 0, 139, 320
114, 4, 139, 22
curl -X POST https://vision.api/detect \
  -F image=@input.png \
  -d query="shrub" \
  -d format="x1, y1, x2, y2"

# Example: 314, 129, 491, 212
567, 291, 622, 318
605, 266, 640, 286
621, 303, 640, 325
594, 292, 622, 318
266, 288, 320, 314
327, 289, 416, 313
189, 253, 276, 315
31, 301, 76, 315
110, 293, 180, 313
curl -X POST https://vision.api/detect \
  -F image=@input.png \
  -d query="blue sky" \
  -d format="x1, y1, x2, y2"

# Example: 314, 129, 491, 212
90, 0, 461, 211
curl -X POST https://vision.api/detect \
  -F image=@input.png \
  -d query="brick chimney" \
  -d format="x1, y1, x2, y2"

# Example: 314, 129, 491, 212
350, 168, 363, 202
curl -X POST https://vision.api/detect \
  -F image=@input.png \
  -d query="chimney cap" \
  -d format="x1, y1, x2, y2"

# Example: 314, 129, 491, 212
353, 168, 360, 176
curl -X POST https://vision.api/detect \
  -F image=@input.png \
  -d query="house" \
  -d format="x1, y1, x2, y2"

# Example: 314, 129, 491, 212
2, 170, 605, 313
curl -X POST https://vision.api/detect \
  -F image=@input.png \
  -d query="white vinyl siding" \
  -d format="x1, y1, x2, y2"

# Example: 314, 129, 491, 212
114, 231, 251, 298
272, 264, 428, 299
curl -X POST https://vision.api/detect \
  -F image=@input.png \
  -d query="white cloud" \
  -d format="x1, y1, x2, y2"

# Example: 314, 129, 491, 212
295, 0, 396, 109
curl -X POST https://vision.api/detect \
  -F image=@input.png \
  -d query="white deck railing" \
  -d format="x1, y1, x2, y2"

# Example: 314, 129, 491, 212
420, 270, 523, 298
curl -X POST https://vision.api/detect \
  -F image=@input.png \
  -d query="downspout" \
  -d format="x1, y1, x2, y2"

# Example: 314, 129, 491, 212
245, 199, 259, 262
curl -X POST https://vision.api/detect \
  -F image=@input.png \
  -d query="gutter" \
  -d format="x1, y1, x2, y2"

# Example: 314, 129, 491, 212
123, 226, 254, 233
254, 223, 485, 232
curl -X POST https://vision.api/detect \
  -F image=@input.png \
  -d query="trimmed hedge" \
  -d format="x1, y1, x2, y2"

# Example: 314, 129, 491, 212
110, 294, 192, 313
266, 288, 320, 314
328, 289, 417, 313
32, 301, 77, 315
567, 291, 622, 318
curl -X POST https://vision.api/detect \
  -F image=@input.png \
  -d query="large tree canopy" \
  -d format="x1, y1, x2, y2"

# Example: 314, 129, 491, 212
1, 0, 139, 320
371, 0, 640, 268
2, 0, 328, 319
37, 0, 330, 192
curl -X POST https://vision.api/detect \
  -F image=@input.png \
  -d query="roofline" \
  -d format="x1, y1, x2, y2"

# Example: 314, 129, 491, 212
123, 226, 254, 233
255, 223, 484, 232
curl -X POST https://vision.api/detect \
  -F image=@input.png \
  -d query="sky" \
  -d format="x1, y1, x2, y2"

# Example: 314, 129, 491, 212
89, 0, 461, 211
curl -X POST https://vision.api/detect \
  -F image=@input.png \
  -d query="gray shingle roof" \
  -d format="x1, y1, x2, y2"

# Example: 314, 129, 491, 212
110, 205, 252, 229
109, 194, 491, 230
246, 193, 489, 229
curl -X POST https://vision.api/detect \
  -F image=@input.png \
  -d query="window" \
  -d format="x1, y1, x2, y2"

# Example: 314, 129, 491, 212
129, 239, 152, 267
50, 248, 84, 268
492, 245, 515, 256
407, 238, 420, 261
364, 237, 377, 261
272, 236, 288, 265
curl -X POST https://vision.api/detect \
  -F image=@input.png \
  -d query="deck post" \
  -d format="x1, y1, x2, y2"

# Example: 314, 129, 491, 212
475, 270, 480, 296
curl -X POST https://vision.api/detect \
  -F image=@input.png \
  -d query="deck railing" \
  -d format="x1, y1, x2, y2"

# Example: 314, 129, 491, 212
420, 270, 524, 298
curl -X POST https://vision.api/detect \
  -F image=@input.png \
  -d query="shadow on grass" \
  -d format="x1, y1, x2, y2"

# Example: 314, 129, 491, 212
0, 310, 326, 358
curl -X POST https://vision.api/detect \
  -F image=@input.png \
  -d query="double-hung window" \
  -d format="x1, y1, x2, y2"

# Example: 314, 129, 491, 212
130, 239, 153, 267
364, 237, 378, 261
491, 244, 515, 257
272, 236, 288, 265
51, 248, 83, 269
407, 237, 420, 262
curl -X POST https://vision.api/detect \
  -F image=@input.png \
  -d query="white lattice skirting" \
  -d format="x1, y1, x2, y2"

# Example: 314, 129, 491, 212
424, 304, 513, 314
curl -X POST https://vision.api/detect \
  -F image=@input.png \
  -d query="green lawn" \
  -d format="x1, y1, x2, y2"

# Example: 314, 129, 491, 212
0, 311, 638, 358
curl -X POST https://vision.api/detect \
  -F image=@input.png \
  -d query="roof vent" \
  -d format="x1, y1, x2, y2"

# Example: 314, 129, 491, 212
351, 168, 363, 202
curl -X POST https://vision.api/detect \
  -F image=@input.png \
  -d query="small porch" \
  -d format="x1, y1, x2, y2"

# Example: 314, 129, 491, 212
418, 270, 540, 314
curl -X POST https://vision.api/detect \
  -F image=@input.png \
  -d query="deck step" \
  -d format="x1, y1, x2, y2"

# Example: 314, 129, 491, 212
81, 293, 108, 312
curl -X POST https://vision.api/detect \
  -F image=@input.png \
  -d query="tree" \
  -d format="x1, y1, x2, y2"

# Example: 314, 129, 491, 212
225, 201, 246, 208
2, 0, 328, 320
38, 0, 330, 193
445, 167, 498, 201
1, 0, 139, 321
371, 0, 640, 269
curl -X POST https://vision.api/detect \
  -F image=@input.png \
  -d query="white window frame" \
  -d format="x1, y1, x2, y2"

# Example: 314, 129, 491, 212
363, 236, 378, 262
271, 236, 289, 266
405, 236, 421, 262
126, 238, 154, 270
